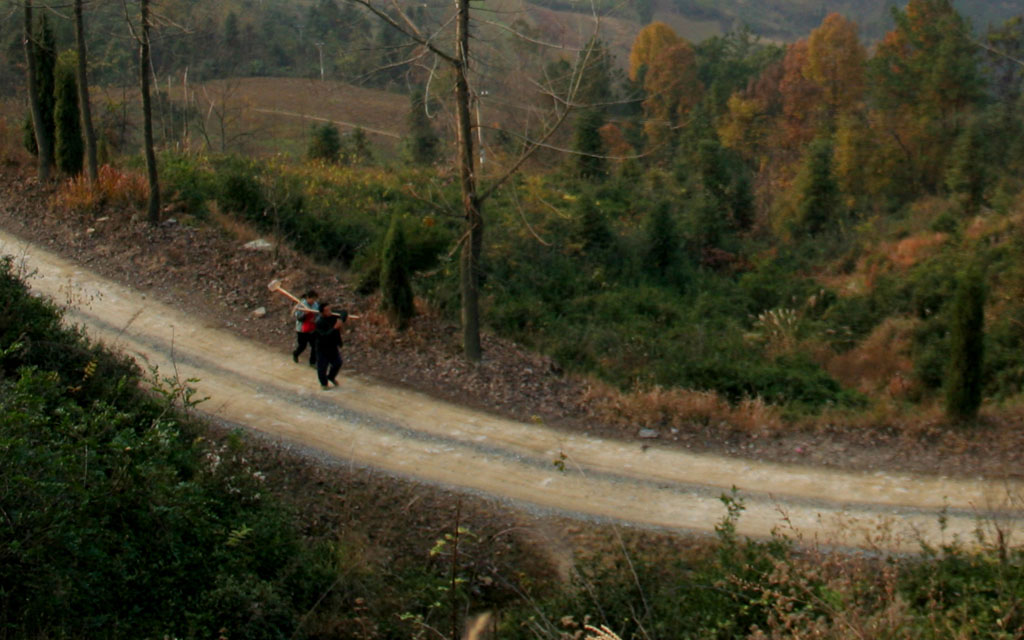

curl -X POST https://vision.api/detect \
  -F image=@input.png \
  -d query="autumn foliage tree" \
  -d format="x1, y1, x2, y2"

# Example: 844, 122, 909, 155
869, 0, 982, 194
642, 41, 703, 151
628, 22, 682, 85
804, 13, 866, 126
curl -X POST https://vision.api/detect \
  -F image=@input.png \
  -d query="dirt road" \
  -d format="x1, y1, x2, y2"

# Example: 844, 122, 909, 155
3, 228, 1021, 552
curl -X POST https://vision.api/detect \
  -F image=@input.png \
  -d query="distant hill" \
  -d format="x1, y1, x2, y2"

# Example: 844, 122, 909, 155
528, 0, 1024, 43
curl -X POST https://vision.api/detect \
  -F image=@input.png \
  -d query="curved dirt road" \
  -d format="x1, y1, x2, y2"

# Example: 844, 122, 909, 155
3, 229, 1022, 552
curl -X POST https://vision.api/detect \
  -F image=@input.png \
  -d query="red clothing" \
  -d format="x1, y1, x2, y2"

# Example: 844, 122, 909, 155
300, 310, 317, 333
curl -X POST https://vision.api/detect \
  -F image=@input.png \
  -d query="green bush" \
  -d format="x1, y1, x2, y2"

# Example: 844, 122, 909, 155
211, 155, 266, 215
307, 122, 341, 162
161, 151, 212, 217
945, 263, 986, 421
381, 215, 415, 329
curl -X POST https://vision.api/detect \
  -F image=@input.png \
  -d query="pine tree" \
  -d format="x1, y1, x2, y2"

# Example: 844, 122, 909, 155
54, 52, 84, 176
405, 88, 439, 165
308, 123, 341, 162
574, 108, 607, 180
795, 137, 840, 236
28, 13, 57, 168
345, 127, 372, 165
576, 190, 611, 252
644, 199, 678, 276
945, 263, 986, 423
22, 114, 37, 156
380, 216, 415, 329
731, 170, 755, 231
945, 117, 988, 211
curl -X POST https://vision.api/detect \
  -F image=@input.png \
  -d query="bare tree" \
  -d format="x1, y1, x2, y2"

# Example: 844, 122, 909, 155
194, 79, 255, 153
74, 0, 98, 183
23, 0, 53, 183
124, 0, 161, 224
345, 0, 599, 361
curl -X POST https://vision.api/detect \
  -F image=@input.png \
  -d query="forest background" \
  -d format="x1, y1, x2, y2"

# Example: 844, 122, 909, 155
3, 0, 1024, 638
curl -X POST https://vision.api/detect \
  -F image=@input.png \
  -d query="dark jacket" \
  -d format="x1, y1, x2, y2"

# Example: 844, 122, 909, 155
314, 312, 347, 355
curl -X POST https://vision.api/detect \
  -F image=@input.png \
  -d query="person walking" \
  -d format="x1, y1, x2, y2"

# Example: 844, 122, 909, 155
314, 301, 348, 389
292, 290, 320, 367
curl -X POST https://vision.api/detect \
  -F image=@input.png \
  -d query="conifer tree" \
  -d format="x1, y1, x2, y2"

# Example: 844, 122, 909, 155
405, 88, 438, 165
945, 263, 986, 422
576, 190, 611, 252
945, 117, 988, 211
25, 12, 56, 172
574, 108, 607, 180
795, 137, 840, 236
54, 52, 83, 176
380, 216, 415, 329
308, 123, 341, 162
644, 199, 678, 276
345, 127, 373, 165
22, 114, 37, 156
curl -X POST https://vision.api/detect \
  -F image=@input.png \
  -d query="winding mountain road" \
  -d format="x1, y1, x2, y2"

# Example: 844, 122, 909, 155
3, 228, 1022, 552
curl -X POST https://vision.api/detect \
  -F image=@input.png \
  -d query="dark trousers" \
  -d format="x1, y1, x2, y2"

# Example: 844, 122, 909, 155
316, 350, 342, 386
294, 332, 317, 365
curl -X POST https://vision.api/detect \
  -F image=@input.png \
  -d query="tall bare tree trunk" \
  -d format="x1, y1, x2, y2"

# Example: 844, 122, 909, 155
140, 0, 160, 225
74, 0, 98, 183
455, 0, 482, 361
23, 1, 52, 183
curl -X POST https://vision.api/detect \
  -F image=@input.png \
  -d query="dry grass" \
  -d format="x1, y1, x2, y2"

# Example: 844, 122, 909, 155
0, 115, 30, 168
583, 380, 784, 435
824, 316, 917, 398
885, 232, 949, 270
168, 77, 408, 157
52, 165, 148, 215
208, 201, 264, 244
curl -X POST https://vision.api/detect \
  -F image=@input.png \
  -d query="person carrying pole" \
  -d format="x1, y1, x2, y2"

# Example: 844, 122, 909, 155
292, 290, 320, 367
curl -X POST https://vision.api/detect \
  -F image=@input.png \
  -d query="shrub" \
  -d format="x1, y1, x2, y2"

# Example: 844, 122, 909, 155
945, 263, 986, 422
307, 122, 341, 163
161, 151, 212, 217
211, 155, 266, 215
380, 215, 415, 329
53, 164, 148, 214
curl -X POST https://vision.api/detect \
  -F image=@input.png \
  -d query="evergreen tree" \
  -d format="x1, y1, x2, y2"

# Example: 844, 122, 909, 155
794, 137, 840, 236
945, 263, 986, 422
405, 88, 439, 165
28, 14, 57, 167
344, 127, 373, 165
576, 190, 612, 252
54, 52, 83, 176
945, 117, 988, 211
308, 123, 341, 162
697, 138, 730, 205
574, 108, 607, 180
22, 114, 37, 156
730, 169, 755, 231
380, 216, 415, 329
644, 199, 678, 277
577, 38, 615, 106
224, 12, 240, 51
